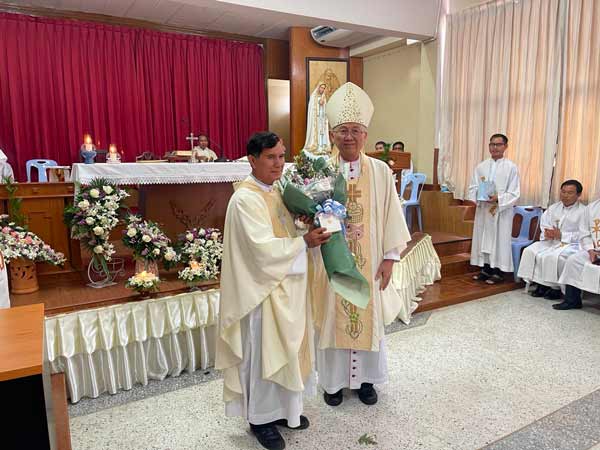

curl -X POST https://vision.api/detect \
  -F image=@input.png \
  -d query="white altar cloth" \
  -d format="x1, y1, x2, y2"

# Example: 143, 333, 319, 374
71, 162, 258, 186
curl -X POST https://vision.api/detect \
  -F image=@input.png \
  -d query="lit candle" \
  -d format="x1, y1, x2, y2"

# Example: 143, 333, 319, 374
83, 134, 93, 151
109, 144, 117, 154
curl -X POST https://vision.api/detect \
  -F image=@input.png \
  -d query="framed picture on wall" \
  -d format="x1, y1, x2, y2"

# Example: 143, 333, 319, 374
305, 57, 349, 103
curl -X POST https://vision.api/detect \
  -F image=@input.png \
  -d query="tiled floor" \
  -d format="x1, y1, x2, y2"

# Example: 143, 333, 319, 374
69, 291, 600, 450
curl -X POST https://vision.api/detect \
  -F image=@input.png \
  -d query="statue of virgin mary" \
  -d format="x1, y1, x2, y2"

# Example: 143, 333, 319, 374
302, 82, 330, 155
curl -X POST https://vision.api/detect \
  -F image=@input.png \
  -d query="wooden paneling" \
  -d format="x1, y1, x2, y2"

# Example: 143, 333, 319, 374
265, 38, 290, 80
420, 190, 475, 237
0, 303, 44, 381
290, 27, 366, 157
51, 373, 72, 450
0, 183, 81, 273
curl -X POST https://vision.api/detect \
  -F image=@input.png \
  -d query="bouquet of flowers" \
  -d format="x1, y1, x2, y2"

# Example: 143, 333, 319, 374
280, 151, 370, 309
176, 227, 223, 281
122, 215, 179, 269
126, 270, 160, 294
64, 178, 128, 273
0, 215, 65, 265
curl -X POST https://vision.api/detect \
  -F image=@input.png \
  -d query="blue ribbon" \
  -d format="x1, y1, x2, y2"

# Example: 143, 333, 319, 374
315, 199, 347, 234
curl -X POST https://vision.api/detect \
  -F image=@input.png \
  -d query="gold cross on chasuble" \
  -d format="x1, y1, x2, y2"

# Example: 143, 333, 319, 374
592, 219, 600, 248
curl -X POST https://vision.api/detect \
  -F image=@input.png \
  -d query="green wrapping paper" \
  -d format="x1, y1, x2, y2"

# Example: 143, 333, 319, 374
282, 174, 371, 309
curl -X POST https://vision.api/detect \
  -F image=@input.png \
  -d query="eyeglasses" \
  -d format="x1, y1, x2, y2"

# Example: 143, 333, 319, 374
334, 128, 365, 137
489, 143, 506, 148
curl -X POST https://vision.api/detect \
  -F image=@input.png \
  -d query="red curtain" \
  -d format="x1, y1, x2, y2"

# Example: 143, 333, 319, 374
0, 13, 267, 180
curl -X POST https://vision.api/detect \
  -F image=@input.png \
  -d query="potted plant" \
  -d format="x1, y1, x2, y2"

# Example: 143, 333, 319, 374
125, 270, 160, 299
176, 227, 223, 290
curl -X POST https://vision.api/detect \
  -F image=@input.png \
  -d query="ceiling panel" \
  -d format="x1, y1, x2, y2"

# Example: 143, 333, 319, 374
167, 4, 224, 27
124, 0, 182, 23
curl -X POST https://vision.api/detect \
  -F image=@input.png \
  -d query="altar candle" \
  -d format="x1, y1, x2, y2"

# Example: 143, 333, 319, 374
83, 134, 93, 150
109, 144, 117, 154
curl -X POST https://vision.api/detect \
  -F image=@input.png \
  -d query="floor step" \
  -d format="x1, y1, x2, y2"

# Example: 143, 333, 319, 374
440, 252, 476, 277
416, 273, 523, 313
433, 236, 472, 257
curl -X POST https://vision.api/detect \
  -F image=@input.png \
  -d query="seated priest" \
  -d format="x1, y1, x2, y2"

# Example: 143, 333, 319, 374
215, 131, 330, 450
374, 140, 385, 152
556, 196, 600, 310
0, 149, 15, 181
517, 180, 585, 300
190, 134, 218, 162
392, 140, 413, 180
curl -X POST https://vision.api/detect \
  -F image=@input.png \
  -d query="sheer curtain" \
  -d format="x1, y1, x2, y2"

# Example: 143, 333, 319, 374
551, 0, 600, 203
439, 0, 562, 206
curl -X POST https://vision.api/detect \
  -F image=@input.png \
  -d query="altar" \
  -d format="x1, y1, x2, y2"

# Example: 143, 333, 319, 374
71, 162, 260, 239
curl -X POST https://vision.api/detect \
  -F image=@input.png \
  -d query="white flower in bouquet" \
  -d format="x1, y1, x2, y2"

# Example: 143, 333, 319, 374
142, 234, 152, 243
206, 240, 213, 247
85, 217, 95, 226
186, 233, 194, 242
89, 188, 100, 198
102, 185, 114, 195
126, 228, 137, 237
211, 232, 219, 240
152, 248, 160, 256
164, 249, 176, 261
77, 200, 90, 210
93, 226, 104, 236
93, 245, 104, 254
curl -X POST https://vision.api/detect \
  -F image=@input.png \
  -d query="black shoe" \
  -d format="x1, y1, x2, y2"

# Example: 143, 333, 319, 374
473, 271, 491, 281
357, 383, 378, 405
543, 289, 562, 300
531, 285, 549, 297
323, 389, 343, 406
552, 302, 582, 310
250, 423, 286, 450
485, 274, 504, 285
274, 415, 309, 430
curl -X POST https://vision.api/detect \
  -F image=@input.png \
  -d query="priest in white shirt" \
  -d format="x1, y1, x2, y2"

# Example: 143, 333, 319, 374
215, 132, 331, 450
190, 134, 218, 162
517, 180, 585, 300
0, 149, 15, 181
309, 82, 411, 407
556, 197, 600, 310
468, 134, 521, 284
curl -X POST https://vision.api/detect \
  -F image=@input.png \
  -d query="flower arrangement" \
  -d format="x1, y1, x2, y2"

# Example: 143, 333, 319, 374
0, 215, 65, 265
64, 178, 129, 274
125, 270, 160, 295
176, 227, 223, 285
122, 215, 179, 269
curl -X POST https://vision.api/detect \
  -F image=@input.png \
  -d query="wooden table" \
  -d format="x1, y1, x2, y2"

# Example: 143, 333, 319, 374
0, 303, 60, 449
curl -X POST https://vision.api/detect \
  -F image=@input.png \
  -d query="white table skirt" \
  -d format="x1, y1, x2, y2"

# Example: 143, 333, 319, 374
45, 236, 440, 403
71, 162, 256, 186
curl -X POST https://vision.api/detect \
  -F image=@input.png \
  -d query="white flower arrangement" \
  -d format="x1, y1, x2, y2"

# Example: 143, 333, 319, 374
125, 270, 160, 293
176, 227, 223, 283
122, 215, 179, 270
64, 178, 129, 274
0, 215, 66, 265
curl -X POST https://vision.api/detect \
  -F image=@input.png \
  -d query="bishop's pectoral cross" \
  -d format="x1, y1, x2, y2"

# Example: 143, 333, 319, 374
592, 218, 600, 248
186, 132, 199, 150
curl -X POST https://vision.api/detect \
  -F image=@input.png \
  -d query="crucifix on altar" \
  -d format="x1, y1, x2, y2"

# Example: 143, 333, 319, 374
186, 132, 199, 150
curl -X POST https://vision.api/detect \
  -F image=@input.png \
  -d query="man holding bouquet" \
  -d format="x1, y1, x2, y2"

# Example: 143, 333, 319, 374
309, 82, 411, 407
216, 132, 330, 450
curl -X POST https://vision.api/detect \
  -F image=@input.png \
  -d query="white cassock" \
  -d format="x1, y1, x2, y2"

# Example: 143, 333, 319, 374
559, 199, 600, 294
310, 154, 411, 392
216, 176, 314, 428
517, 201, 585, 287
191, 146, 218, 162
0, 253, 10, 308
0, 149, 14, 181
468, 158, 520, 272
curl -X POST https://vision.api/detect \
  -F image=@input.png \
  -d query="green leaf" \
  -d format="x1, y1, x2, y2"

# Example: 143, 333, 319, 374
358, 433, 378, 445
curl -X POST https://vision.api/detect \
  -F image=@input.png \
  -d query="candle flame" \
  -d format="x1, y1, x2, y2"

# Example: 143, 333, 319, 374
83, 134, 92, 145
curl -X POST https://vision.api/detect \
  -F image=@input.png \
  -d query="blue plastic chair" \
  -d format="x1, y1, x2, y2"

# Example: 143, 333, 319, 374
400, 172, 427, 231
512, 205, 543, 281
26, 159, 57, 182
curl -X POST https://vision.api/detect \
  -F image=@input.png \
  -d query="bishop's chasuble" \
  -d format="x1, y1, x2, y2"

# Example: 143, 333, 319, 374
468, 158, 520, 272
517, 201, 585, 287
309, 150, 411, 392
215, 176, 313, 427
559, 199, 600, 294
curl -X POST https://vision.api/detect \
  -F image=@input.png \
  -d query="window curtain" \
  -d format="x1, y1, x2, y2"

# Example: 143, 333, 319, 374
439, 0, 563, 207
0, 13, 267, 181
551, 0, 600, 203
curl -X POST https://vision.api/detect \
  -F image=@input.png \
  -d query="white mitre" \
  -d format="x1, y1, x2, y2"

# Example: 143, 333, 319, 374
325, 82, 374, 129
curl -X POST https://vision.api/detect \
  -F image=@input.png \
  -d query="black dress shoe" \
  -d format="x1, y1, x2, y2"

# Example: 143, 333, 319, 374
552, 302, 582, 310
544, 289, 562, 300
274, 415, 310, 430
250, 423, 286, 450
531, 285, 549, 297
323, 389, 343, 406
357, 383, 378, 405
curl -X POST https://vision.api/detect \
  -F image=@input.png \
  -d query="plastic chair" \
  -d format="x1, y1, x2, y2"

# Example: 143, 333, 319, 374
26, 159, 57, 182
512, 205, 543, 281
400, 172, 427, 231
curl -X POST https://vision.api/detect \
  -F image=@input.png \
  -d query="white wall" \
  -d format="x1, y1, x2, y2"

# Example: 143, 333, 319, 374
363, 41, 438, 183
